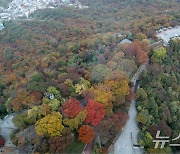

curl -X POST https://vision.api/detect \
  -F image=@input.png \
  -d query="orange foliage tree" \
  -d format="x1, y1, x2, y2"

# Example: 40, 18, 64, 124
125, 40, 149, 65
78, 125, 94, 144
12, 90, 35, 111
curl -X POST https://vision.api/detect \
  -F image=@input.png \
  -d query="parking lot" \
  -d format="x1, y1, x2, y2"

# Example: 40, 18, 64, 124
157, 26, 180, 44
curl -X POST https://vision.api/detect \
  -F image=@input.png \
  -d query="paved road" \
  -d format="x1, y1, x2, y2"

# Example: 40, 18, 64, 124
131, 64, 146, 85
114, 64, 146, 154
114, 100, 143, 154
157, 26, 180, 44
0, 114, 18, 153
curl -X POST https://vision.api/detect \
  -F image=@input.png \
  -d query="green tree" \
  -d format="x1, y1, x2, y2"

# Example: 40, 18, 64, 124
42, 97, 61, 111
151, 47, 167, 63
137, 88, 147, 101
13, 113, 28, 130
91, 64, 110, 82
137, 110, 150, 125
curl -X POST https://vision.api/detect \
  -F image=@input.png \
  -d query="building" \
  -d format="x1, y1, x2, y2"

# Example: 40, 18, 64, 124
120, 39, 132, 44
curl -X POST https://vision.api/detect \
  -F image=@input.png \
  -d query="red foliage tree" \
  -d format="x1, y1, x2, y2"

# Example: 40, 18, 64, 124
78, 125, 94, 144
0, 136, 5, 148
85, 100, 105, 126
30, 91, 42, 102
62, 97, 83, 118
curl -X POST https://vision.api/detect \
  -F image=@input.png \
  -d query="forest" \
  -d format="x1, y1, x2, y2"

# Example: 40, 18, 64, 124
137, 39, 180, 153
0, 0, 180, 153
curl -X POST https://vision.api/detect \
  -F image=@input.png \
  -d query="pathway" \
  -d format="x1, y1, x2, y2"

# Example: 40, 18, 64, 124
114, 64, 146, 154
0, 114, 18, 153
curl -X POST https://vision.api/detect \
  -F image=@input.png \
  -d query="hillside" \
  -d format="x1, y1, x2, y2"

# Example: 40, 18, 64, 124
0, 0, 180, 153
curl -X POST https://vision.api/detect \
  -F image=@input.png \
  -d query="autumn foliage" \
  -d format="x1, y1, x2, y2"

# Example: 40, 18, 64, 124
125, 41, 149, 65
85, 100, 105, 126
48, 128, 74, 153
63, 109, 87, 130
11, 90, 35, 111
0, 136, 5, 148
35, 112, 64, 137
62, 97, 83, 118
78, 125, 94, 144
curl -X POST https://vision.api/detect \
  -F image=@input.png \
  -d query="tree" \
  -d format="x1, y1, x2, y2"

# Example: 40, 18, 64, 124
35, 137, 49, 153
62, 97, 83, 118
135, 33, 147, 40
136, 88, 147, 101
13, 113, 28, 130
125, 41, 141, 57
95, 112, 129, 146
74, 77, 91, 94
158, 120, 172, 137
27, 72, 47, 93
151, 47, 167, 63
58, 83, 69, 97
11, 90, 35, 111
48, 128, 74, 153
78, 125, 94, 144
30, 91, 42, 102
109, 113, 129, 136
137, 110, 150, 125
63, 109, 87, 130
0, 136, 5, 148
27, 104, 51, 124
47, 86, 60, 96
136, 49, 148, 64
92, 85, 113, 105
107, 58, 138, 77
42, 97, 61, 111
35, 112, 64, 137
169, 38, 180, 53
138, 132, 153, 148
91, 64, 110, 82
125, 41, 149, 64
85, 100, 105, 126
91, 85, 114, 115
105, 79, 130, 96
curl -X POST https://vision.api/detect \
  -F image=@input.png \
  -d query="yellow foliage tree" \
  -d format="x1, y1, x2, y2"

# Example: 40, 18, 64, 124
27, 104, 51, 124
105, 80, 129, 96
91, 85, 114, 115
35, 112, 64, 137
63, 109, 87, 130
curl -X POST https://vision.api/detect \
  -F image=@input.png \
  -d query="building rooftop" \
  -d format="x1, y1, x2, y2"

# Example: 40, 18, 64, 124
120, 39, 132, 44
